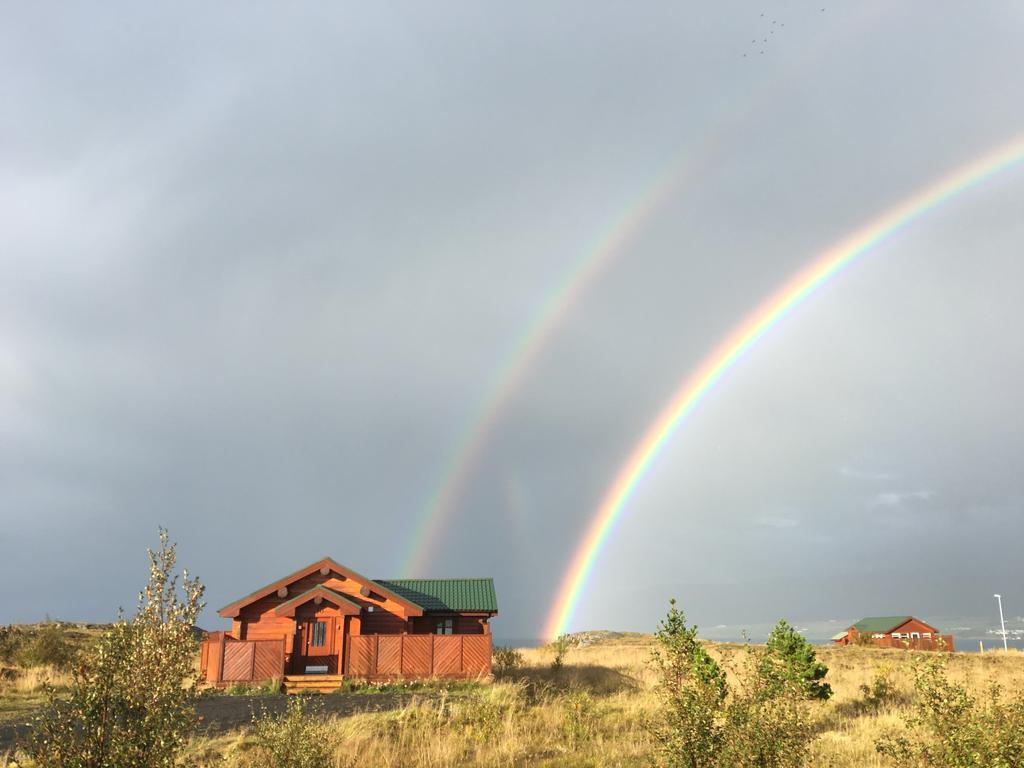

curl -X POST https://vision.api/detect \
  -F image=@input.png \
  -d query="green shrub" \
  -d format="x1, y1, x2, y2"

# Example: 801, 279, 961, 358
14, 623, 74, 670
249, 696, 334, 768
761, 619, 832, 700
492, 646, 524, 676
0, 626, 25, 664
647, 600, 819, 768
550, 634, 574, 671
562, 689, 596, 747
876, 653, 1024, 767
857, 665, 896, 712
24, 529, 205, 768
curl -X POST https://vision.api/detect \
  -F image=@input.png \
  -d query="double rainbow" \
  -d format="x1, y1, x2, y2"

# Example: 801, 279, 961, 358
543, 133, 1024, 640
400, 6, 883, 577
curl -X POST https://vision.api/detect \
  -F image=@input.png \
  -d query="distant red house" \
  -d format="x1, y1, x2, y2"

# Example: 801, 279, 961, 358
199, 557, 498, 691
832, 616, 954, 651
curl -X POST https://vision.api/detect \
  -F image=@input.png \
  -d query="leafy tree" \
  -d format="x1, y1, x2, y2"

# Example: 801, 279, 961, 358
25, 529, 205, 768
647, 599, 727, 767
550, 633, 574, 671
761, 619, 832, 701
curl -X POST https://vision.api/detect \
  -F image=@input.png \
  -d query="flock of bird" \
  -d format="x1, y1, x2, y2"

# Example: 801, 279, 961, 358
742, 7, 825, 58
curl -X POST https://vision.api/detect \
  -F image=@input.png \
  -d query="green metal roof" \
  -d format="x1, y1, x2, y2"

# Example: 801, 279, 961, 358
375, 578, 498, 613
851, 616, 913, 634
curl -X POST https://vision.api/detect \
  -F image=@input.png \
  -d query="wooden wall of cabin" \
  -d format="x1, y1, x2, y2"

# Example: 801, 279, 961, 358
409, 615, 489, 635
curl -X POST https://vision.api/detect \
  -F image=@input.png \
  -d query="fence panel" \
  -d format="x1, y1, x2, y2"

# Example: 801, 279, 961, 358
461, 636, 492, 676
402, 636, 432, 677
348, 635, 376, 677
432, 636, 463, 676
377, 636, 403, 675
253, 641, 285, 680
221, 642, 255, 681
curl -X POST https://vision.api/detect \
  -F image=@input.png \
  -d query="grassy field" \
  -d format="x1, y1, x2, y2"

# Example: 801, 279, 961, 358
3, 631, 1022, 766
183, 636, 1022, 767
0, 623, 103, 722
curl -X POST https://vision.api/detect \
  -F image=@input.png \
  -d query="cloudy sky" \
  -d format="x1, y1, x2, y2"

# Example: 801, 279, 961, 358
3, 2, 1023, 638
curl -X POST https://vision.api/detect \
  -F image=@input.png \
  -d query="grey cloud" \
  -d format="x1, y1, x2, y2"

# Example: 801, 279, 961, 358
2, 2, 1024, 638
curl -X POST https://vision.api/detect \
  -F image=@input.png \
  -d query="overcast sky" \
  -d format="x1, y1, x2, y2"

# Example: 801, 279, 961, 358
3, 2, 1023, 638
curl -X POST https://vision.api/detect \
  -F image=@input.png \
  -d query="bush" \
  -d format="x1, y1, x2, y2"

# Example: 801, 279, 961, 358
249, 696, 334, 768
14, 623, 74, 670
562, 689, 596, 747
550, 634, 574, 671
857, 666, 896, 712
876, 653, 1024, 766
851, 630, 875, 647
24, 529, 205, 768
647, 599, 819, 768
0, 626, 25, 664
492, 646, 524, 676
761, 619, 832, 700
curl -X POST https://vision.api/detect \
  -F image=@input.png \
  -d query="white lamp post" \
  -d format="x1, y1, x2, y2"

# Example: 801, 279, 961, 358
994, 594, 1008, 652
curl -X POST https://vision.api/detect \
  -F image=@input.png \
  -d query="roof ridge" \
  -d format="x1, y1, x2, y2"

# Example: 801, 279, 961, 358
377, 577, 494, 581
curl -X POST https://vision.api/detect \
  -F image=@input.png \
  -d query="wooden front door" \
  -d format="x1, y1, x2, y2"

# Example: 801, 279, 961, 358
295, 614, 337, 674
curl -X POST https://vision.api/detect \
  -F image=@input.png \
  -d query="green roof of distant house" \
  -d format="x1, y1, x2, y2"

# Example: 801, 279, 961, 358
851, 616, 914, 634
376, 578, 498, 613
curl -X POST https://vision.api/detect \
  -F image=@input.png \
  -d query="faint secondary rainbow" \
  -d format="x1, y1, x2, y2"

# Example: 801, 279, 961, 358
401, 165, 682, 575
543, 133, 1024, 640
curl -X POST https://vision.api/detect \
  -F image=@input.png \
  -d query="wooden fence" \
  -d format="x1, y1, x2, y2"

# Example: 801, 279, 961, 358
347, 634, 492, 680
200, 632, 286, 685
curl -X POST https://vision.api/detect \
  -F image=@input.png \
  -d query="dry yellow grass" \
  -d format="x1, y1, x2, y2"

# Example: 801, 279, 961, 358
0, 666, 74, 721
4, 638, 1022, 767
181, 639, 1024, 768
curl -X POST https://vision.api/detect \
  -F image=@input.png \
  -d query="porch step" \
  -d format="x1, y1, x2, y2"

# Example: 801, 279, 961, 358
283, 674, 344, 694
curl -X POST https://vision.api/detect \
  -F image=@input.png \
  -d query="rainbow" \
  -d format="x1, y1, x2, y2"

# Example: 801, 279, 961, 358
543, 133, 1024, 640
399, 6, 884, 576
401, 167, 681, 575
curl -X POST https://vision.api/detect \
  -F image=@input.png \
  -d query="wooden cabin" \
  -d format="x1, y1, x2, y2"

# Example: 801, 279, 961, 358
199, 557, 498, 691
831, 616, 954, 651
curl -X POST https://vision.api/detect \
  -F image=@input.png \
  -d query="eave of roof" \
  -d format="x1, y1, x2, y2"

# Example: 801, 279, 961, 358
218, 557, 424, 618
274, 585, 362, 617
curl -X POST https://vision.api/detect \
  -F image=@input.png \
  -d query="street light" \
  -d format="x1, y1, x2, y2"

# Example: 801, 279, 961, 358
994, 594, 1008, 652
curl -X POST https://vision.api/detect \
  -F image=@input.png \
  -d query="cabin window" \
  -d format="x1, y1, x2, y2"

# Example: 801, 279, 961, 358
891, 633, 902, 639
910, 632, 920, 639
436, 618, 454, 635
923, 632, 932, 638
872, 634, 884, 639
311, 621, 327, 647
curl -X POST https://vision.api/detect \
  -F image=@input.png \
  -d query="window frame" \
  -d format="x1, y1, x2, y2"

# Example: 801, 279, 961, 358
311, 620, 327, 647
435, 618, 454, 635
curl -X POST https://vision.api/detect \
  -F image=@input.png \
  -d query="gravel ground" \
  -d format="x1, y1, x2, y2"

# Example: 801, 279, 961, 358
0, 692, 428, 752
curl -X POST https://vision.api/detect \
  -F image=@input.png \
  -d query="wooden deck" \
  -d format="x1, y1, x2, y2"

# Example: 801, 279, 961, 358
283, 674, 343, 694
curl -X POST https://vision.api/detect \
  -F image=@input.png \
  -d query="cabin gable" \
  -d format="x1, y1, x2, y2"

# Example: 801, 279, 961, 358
218, 557, 424, 619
